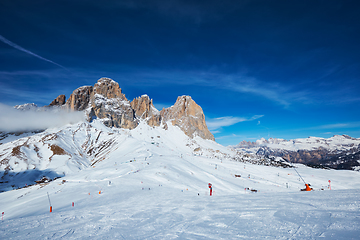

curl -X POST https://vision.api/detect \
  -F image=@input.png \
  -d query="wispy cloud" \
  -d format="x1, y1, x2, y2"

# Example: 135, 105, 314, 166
316, 122, 360, 129
0, 35, 67, 70
129, 69, 360, 108
223, 78, 292, 107
323, 132, 333, 135
0, 104, 85, 132
215, 133, 245, 140
116, 69, 308, 107
296, 121, 360, 132
206, 115, 263, 131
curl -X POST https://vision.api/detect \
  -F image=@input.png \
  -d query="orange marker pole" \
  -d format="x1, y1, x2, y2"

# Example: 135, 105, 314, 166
47, 192, 52, 212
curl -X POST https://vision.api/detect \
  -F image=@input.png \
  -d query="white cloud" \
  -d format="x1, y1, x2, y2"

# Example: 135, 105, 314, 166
0, 104, 85, 132
224, 79, 291, 107
118, 70, 305, 107
206, 115, 263, 131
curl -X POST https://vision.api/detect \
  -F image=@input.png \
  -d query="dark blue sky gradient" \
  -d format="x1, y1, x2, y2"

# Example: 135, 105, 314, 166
0, 0, 359, 145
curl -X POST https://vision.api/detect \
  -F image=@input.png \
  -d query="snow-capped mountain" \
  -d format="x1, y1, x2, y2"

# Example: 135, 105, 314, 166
63, 77, 214, 140
14, 103, 38, 111
234, 135, 360, 170
239, 135, 360, 151
1, 78, 360, 239
1, 77, 288, 191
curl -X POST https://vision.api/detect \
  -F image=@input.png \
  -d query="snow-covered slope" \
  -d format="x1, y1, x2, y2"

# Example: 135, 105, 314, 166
1, 121, 360, 239
0, 120, 226, 192
0, 119, 293, 192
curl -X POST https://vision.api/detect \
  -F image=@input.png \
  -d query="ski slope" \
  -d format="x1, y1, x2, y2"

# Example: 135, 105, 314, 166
1, 121, 360, 239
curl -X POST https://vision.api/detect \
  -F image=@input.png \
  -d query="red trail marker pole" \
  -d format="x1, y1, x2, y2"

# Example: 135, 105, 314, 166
2, 212, 4, 220
328, 180, 331, 190
47, 192, 52, 213
208, 183, 213, 196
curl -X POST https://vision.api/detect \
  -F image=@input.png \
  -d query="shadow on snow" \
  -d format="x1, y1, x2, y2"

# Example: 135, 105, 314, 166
0, 169, 64, 192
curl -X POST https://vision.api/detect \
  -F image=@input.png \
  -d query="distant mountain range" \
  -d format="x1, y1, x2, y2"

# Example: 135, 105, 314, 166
233, 135, 360, 171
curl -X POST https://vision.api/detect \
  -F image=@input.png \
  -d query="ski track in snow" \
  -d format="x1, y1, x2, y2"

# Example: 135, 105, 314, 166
0, 121, 360, 239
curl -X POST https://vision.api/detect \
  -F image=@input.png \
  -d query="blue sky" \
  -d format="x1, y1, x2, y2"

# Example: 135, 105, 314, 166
0, 0, 359, 145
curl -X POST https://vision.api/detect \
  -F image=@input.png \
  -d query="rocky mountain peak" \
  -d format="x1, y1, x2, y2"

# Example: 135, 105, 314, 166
93, 77, 127, 101
59, 78, 214, 140
65, 86, 93, 111
49, 95, 66, 106
130, 95, 161, 127
160, 95, 215, 141
131, 95, 153, 118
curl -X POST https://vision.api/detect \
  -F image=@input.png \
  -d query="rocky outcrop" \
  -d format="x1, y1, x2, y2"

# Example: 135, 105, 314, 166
90, 78, 137, 129
131, 95, 161, 127
66, 86, 93, 111
61, 78, 214, 140
92, 78, 127, 100
49, 95, 66, 106
160, 96, 215, 141
11, 78, 214, 141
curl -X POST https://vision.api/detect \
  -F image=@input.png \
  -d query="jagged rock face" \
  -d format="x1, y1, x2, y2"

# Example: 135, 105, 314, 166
62, 78, 214, 140
92, 78, 127, 101
66, 86, 93, 111
131, 95, 161, 127
90, 78, 137, 129
91, 94, 137, 129
160, 96, 215, 141
131, 95, 153, 119
49, 95, 66, 106
12, 78, 214, 140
